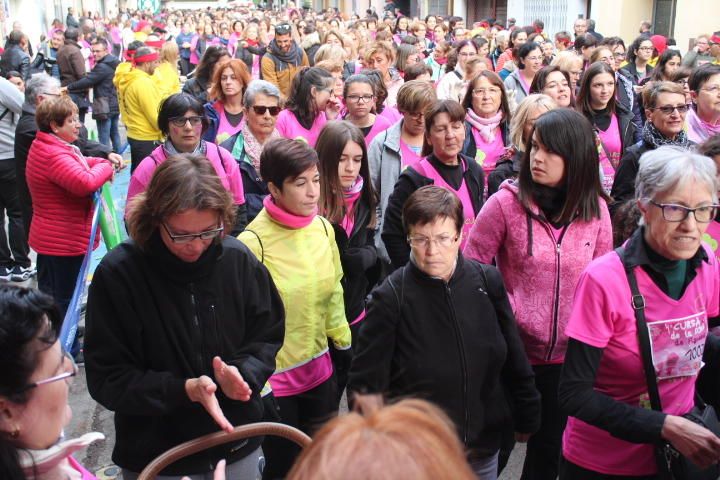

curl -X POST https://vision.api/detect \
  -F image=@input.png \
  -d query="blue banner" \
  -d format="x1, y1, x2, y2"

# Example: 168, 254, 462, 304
59, 191, 102, 352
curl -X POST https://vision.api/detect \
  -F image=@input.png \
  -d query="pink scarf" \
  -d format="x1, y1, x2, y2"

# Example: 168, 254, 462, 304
688, 107, 720, 140
465, 109, 504, 143
341, 177, 364, 236
264, 195, 317, 229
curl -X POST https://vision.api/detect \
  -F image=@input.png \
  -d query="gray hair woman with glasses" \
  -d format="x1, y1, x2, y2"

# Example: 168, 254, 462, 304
611, 81, 694, 215
349, 185, 540, 480
85, 153, 284, 479
220, 80, 282, 222
559, 146, 720, 478
126, 92, 247, 234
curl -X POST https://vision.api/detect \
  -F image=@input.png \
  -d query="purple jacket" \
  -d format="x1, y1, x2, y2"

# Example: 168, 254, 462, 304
463, 181, 612, 364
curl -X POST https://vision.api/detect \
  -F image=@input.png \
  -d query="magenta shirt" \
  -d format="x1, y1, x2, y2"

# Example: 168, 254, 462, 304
471, 127, 505, 176
597, 114, 622, 195
563, 246, 720, 476
213, 102, 244, 145
276, 110, 328, 147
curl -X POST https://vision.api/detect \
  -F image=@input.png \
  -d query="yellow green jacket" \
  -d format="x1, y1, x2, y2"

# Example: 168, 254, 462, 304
238, 209, 351, 373
153, 61, 181, 100
114, 66, 163, 141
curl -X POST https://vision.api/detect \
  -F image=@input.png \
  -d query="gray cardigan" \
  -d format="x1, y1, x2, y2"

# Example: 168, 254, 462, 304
0, 77, 23, 160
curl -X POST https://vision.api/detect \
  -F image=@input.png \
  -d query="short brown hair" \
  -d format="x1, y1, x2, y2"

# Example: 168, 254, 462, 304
35, 96, 78, 133
208, 58, 251, 103
126, 153, 235, 249
642, 80, 685, 109
288, 395, 476, 480
396, 79, 437, 114
260, 138, 319, 191
421, 100, 465, 157
402, 185, 464, 236
314, 59, 344, 74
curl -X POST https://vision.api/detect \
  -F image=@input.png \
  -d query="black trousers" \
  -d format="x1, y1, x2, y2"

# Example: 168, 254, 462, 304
180, 57, 192, 76
521, 363, 567, 480
0, 160, 30, 268
559, 456, 659, 479
262, 376, 338, 479
127, 138, 157, 173
37, 254, 84, 318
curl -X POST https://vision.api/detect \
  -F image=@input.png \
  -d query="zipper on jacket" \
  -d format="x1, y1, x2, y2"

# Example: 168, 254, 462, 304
445, 283, 469, 444
189, 283, 204, 371
544, 227, 568, 362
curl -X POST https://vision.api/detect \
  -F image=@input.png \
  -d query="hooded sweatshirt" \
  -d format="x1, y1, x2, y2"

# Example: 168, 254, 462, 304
114, 66, 163, 141
462, 181, 613, 364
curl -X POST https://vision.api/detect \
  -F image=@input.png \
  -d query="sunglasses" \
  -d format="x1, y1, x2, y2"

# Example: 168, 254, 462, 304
275, 24, 291, 34
650, 104, 691, 115
252, 105, 281, 116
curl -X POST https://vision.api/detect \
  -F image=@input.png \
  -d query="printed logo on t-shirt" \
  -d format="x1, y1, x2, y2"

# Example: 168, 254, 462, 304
475, 149, 486, 166
647, 311, 707, 380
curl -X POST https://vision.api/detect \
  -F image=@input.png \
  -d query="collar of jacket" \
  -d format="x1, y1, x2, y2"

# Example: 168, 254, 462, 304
144, 230, 224, 283
621, 226, 708, 270
408, 250, 465, 286
382, 120, 403, 153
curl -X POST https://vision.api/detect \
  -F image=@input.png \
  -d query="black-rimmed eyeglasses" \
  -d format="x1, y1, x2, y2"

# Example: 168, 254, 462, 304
649, 201, 720, 223
162, 223, 224, 243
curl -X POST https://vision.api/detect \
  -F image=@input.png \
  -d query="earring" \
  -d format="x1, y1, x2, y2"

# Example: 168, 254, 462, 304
10, 427, 19, 438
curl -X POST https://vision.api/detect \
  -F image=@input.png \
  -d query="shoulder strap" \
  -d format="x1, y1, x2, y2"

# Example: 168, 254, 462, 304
243, 228, 264, 264
215, 143, 228, 175
616, 246, 663, 412
453, 69, 462, 79
0, 108, 11, 123
318, 216, 329, 237
386, 267, 406, 318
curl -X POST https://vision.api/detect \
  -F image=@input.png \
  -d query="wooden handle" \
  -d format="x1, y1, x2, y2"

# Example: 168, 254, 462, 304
137, 422, 312, 480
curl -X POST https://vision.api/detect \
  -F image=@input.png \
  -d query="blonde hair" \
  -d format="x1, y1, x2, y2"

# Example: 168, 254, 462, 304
551, 50, 583, 71
160, 40, 179, 64
288, 396, 476, 480
365, 41, 396, 64
509, 94, 557, 149
314, 44, 347, 64
314, 59, 344, 74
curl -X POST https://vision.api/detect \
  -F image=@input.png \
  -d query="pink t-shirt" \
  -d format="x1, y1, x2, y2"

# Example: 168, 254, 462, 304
597, 114, 622, 195
276, 109, 328, 147
213, 102, 244, 145
562, 246, 720, 476
703, 221, 720, 262
471, 127, 505, 176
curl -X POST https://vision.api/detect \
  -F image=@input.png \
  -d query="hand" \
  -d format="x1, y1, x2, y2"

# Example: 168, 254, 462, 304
213, 356, 252, 401
662, 415, 720, 469
107, 153, 125, 170
325, 97, 341, 120
182, 459, 225, 480
183, 42, 191, 48
185, 376, 234, 433
514, 432, 531, 443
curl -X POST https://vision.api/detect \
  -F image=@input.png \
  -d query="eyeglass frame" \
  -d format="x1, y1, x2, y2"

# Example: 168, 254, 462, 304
251, 105, 281, 116
345, 94, 375, 104
649, 201, 720, 223
17, 349, 77, 393
407, 233, 460, 248
648, 104, 691, 116
168, 115, 205, 128
161, 223, 225, 243
275, 23, 292, 35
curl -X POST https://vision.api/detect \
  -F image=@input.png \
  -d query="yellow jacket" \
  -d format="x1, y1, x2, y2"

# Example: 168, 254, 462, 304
153, 61, 181, 100
114, 66, 163, 141
238, 210, 351, 373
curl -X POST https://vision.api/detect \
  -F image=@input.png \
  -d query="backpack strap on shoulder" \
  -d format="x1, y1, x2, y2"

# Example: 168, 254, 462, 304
243, 228, 264, 264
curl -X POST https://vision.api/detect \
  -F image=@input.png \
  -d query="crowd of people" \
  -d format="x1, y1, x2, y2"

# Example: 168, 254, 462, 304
1, 3, 720, 480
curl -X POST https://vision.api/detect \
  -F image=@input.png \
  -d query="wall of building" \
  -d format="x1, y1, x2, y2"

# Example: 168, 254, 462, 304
590, 0, 651, 45
503, 0, 587, 36
673, 0, 717, 52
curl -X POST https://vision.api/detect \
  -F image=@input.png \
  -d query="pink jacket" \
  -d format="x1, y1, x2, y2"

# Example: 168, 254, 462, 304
463, 181, 612, 364
125, 143, 245, 218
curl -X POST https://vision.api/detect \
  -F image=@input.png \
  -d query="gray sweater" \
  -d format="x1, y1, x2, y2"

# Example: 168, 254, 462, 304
0, 77, 24, 160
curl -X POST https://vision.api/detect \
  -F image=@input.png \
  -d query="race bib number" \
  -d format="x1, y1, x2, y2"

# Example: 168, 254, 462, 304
647, 312, 707, 380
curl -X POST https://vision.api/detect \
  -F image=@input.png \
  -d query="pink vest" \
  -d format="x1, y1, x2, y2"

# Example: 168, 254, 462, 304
399, 138, 423, 169
597, 114, 622, 194
189, 34, 200, 64
365, 115, 393, 146
414, 158, 475, 249
214, 102, 244, 145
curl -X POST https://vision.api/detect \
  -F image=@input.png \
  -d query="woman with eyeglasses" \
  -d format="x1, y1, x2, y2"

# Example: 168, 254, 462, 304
349, 185, 541, 480
558, 147, 720, 478
464, 108, 613, 480
504, 42, 544, 109
622, 36, 655, 88
686, 64, 720, 144
0, 285, 103, 480
26, 96, 117, 322
275, 66, 340, 147
577, 62, 637, 194
126, 93, 247, 234
611, 82, 693, 214
86, 153, 284, 480
437, 40, 478, 102
239, 138, 351, 479
382, 100, 485, 271
220, 80, 282, 223
203, 58, 251, 145
342, 74, 392, 145
461, 71, 511, 181
316, 121, 378, 400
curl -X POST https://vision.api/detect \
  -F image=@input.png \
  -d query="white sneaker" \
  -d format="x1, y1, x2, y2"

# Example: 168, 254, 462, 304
10, 265, 37, 282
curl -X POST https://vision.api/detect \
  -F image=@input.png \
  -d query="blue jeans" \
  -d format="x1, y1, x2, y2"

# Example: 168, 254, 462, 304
471, 451, 499, 479
97, 114, 122, 153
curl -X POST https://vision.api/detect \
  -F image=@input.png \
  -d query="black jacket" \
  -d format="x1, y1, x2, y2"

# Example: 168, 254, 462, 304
589, 103, 636, 158
85, 234, 285, 475
461, 119, 510, 161
67, 54, 120, 115
234, 43, 266, 71
331, 197, 377, 323
220, 132, 268, 222
0, 44, 31, 80
348, 255, 541, 456
182, 76, 209, 104
382, 154, 484, 271
14, 102, 112, 235
488, 149, 522, 198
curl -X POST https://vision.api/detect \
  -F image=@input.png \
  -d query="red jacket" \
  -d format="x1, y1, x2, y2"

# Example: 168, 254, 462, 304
27, 131, 114, 256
